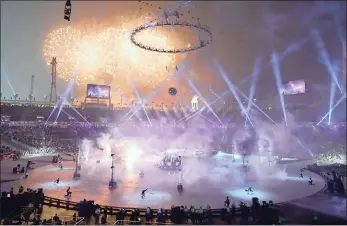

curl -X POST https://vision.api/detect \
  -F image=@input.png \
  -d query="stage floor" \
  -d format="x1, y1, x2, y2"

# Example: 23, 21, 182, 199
14, 154, 326, 209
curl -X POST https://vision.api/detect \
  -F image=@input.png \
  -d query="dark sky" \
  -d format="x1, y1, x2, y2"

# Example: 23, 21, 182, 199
1, 1, 346, 104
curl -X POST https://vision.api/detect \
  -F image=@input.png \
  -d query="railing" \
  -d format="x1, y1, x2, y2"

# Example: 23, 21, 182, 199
9, 206, 35, 222
43, 196, 177, 217
113, 220, 141, 225
50, 215, 85, 225
43, 196, 284, 219
44, 196, 227, 217
143, 221, 173, 225
113, 220, 173, 225
75, 217, 86, 225
45, 195, 258, 224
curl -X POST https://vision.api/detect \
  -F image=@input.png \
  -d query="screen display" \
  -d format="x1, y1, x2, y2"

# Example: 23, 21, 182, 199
86, 84, 110, 99
282, 80, 306, 95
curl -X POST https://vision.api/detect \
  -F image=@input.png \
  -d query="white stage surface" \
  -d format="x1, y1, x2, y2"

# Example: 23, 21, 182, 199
14, 154, 326, 209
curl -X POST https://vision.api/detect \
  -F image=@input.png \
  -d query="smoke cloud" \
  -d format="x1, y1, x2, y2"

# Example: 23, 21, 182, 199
77, 110, 313, 189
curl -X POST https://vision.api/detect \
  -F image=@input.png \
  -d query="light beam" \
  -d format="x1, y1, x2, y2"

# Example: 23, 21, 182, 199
271, 52, 287, 125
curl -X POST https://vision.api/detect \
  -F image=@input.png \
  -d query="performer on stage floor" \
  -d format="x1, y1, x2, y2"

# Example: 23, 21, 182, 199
54, 178, 60, 184
141, 188, 148, 198
224, 196, 230, 207
308, 177, 314, 185
139, 171, 144, 177
65, 186, 72, 197
245, 187, 253, 194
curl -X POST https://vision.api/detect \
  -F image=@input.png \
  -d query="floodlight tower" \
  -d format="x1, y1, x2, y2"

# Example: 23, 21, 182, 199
177, 169, 183, 192
177, 156, 183, 192
109, 154, 117, 188
267, 149, 272, 167
13, 94, 19, 102
74, 142, 82, 179
29, 75, 35, 103
49, 57, 57, 104
73, 154, 81, 179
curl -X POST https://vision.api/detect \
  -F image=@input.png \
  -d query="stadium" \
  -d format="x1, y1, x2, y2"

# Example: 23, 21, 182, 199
1, 1, 346, 225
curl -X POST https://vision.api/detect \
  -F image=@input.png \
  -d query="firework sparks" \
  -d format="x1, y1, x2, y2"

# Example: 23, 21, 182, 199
43, 17, 184, 87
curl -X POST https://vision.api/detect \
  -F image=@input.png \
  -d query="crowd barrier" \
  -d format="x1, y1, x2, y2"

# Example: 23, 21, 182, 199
43, 196, 280, 218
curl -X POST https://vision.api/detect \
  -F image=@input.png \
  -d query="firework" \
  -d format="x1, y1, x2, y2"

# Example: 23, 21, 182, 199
43, 17, 185, 87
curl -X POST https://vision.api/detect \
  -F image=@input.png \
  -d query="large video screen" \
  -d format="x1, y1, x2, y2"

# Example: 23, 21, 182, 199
282, 80, 306, 95
86, 84, 110, 99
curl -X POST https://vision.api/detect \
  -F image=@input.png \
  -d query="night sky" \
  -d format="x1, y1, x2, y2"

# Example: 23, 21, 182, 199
1, 1, 346, 106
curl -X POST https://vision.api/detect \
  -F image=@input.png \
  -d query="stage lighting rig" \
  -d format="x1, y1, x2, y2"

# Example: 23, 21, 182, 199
109, 153, 117, 188
64, 0, 72, 21
130, 6, 212, 53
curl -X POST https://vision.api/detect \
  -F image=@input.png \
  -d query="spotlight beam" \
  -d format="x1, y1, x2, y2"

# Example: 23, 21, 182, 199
1, 65, 16, 96
311, 29, 344, 94
60, 108, 78, 122
54, 77, 75, 123
237, 36, 309, 87
170, 54, 223, 124
110, 84, 143, 123
45, 74, 74, 124
328, 78, 336, 125
279, 36, 311, 62
209, 87, 222, 101
328, 61, 338, 125
296, 139, 314, 157
245, 57, 262, 125
170, 93, 212, 124
45, 105, 59, 124
342, 40, 347, 88
118, 58, 190, 124
126, 75, 152, 126
184, 74, 223, 125
233, 85, 276, 124
223, 20, 332, 89
120, 72, 180, 125
238, 37, 309, 86
64, 102, 91, 125
196, 112, 218, 125
176, 90, 231, 124
213, 59, 253, 126
317, 94, 346, 125
333, 14, 346, 45
271, 52, 287, 125
182, 71, 223, 125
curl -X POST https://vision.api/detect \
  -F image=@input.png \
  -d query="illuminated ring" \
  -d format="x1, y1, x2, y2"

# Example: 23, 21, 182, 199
130, 22, 212, 53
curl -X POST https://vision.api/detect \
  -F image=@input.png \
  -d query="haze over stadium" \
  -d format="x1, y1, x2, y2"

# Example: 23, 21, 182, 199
0, 1, 346, 224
